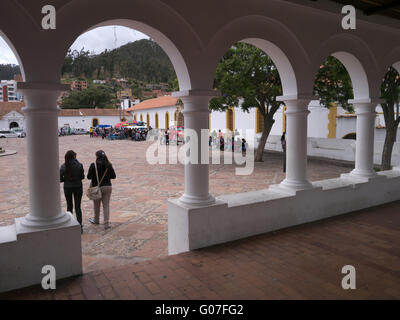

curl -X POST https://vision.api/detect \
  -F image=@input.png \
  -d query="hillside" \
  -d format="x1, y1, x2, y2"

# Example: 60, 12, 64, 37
0, 64, 20, 80
62, 39, 176, 84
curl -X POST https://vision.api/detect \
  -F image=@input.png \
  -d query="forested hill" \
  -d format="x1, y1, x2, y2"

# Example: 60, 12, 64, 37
0, 64, 20, 80
62, 39, 176, 83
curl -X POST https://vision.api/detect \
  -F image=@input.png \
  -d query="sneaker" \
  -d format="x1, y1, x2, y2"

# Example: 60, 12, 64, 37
104, 224, 111, 230
89, 218, 99, 225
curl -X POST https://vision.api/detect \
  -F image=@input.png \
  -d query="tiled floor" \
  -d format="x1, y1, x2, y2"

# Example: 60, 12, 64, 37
1, 200, 399, 299
1, 135, 352, 273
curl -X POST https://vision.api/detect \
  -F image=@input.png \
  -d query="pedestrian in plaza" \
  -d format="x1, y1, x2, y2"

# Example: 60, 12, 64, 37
87, 150, 116, 230
241, 138, 247, 154
165, 129, 169, 145
89, 127, 93, 137
281, 132, 286, 173
60, 150, 84, 233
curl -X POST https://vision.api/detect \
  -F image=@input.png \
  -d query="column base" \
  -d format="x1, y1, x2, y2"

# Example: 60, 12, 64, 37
179, 193, 216, 207
350, 168, 377, 179
20, 211, 71, 229
279, 178, 314, 191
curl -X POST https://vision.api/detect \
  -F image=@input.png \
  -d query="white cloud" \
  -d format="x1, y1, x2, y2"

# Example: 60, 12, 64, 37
0, 26, 149, 65
69, 26, 149, 54
0, 36, 19, 65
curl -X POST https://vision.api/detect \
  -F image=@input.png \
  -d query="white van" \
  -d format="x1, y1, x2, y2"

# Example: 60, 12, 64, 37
0, 130, 18, 138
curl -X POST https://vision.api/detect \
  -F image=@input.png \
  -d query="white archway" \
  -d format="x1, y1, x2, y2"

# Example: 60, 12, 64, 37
60, 19, 192, 92
0, 30, 25, 81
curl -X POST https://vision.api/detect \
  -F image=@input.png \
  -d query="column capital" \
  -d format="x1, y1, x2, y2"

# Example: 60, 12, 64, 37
17, 82, 70, 93
172, 89, 221, 98
348, 98, 383, 105
276, 94, 317, 103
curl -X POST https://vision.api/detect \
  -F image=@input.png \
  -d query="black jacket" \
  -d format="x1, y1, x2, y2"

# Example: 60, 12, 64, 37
60, 160, 84, 188
87, 161, 116, 187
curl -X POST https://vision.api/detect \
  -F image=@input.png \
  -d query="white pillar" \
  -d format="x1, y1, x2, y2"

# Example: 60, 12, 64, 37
18, 82, 71, 228
350, 99, 378, 178
173, 91, 216, 206
279, 98, 313, 190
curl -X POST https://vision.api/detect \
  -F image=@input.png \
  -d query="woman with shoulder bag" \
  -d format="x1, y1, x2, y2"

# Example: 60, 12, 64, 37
87, 150, 116, 230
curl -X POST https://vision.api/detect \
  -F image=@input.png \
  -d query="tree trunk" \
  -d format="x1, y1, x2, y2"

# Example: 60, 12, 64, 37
255, 116, 275, 162
381, 124, 397, 170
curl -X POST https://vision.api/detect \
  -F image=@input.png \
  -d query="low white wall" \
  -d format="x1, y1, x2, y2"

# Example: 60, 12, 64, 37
262, 134, 400, 166
0, 214, 82, 293
168, 170, 400, 255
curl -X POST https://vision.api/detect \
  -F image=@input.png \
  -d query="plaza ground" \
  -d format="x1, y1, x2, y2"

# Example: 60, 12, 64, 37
0, 135, 399, 299
0, 135, 353, 272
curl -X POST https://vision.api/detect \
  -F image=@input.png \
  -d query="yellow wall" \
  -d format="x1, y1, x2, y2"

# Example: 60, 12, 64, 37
226, 107, 235, 132
165, 111, 169, 129
282, 106, 287, 133
328, 103, 338, 138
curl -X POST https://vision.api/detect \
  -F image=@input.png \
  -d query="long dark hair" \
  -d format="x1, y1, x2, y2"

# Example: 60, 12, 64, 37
95, 150, 111, 168
65, 150, 76, 179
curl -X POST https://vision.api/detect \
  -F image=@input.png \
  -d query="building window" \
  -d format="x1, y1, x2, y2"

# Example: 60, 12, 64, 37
226, 107, 234, 132
140, 114, 143, 122
92, 118, 99, 127
165, 111, 169, 129
155, 113, 159, 129
134, 114, 137, 121
147, 113, 150, 128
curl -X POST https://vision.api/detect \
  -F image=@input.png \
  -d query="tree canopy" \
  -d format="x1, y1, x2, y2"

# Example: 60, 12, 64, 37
314, 56, 354, 111
60, 85, 116, 109
210, 42, 283, 114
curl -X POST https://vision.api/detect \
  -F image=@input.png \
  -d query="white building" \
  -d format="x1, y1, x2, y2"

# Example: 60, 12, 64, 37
58, 108, 132, 129
0, 101, 25, 129
0, 102, 131, 130
0, 80, 22, 102
127, 95, 180, 129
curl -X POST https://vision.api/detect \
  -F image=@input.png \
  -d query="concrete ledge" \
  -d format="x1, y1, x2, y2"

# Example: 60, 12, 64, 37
0, 150, 17, 157
0, 213, 82, 293
168, 170, 400, 255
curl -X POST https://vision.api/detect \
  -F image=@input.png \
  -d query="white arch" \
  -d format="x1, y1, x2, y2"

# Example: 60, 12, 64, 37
331, 51, 370, 100
313, 34, 380, 99
242, 38, 298, 97
0, 30, 25, 81
63, 19, 191, 91
392, 62, 400, 74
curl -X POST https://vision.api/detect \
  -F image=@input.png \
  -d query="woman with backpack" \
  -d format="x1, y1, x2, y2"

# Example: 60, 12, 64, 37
87, 150, 116, 230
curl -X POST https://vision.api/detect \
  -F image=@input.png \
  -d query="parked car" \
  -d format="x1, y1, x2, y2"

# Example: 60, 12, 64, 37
0, 130, 18, 138
10, 128, 26, 138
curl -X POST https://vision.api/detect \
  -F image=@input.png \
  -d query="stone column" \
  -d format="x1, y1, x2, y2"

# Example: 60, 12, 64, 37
18, 82, 71, 228
173, 90, 217, 206
350, 100, 378, 178
279, 98, 313, 190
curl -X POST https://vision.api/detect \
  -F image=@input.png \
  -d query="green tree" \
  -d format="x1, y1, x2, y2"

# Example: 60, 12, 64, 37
381, 67, 400, 170
210, 43, 283, 162
61, 85, 115, 109
314, 56, 354, 112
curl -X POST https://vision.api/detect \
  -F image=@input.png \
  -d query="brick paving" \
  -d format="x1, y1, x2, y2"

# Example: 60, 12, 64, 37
1, 135, 352, 273
1, 200, 399, 299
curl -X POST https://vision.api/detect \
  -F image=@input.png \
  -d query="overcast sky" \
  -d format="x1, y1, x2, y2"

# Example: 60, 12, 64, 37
0, 26, 149, 65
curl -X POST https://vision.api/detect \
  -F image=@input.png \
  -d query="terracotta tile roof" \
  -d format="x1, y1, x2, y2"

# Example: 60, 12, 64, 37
58, 108, 130, 117
0, 101, 25, 118
0, 102, 129, 118
127, 96, 178, 112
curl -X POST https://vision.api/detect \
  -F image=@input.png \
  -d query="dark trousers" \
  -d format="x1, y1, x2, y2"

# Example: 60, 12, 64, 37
64, 186, 83, 225
283, 151, 286, 173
